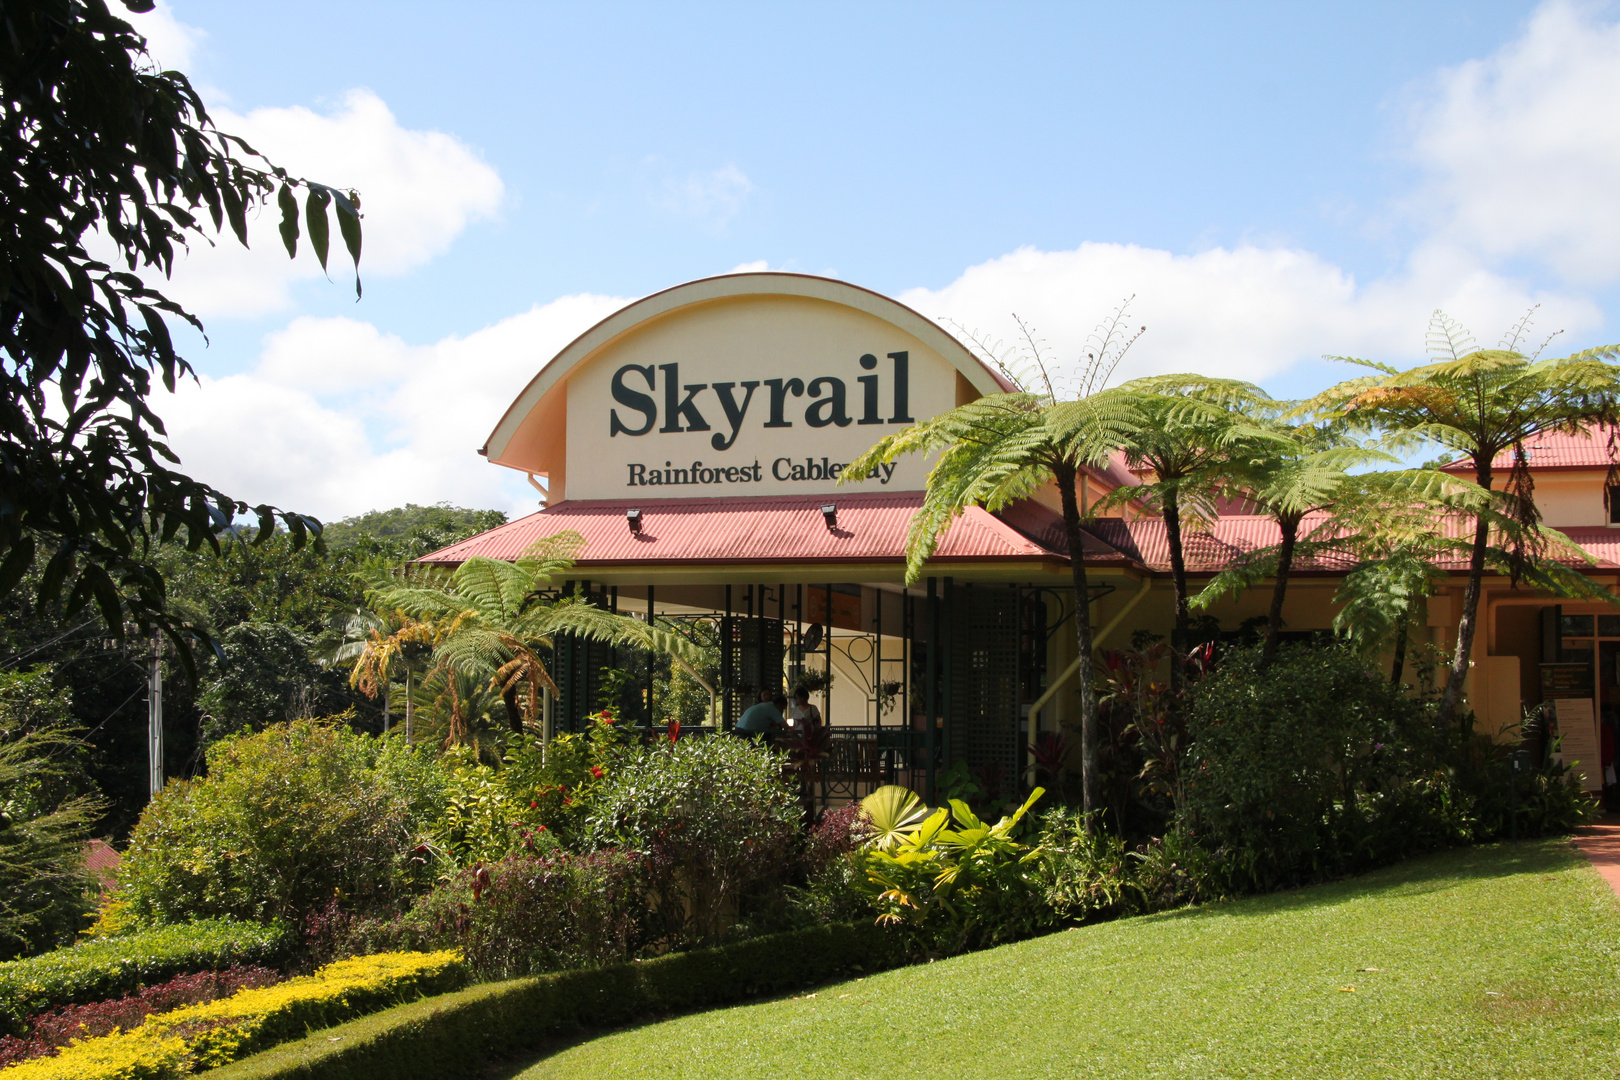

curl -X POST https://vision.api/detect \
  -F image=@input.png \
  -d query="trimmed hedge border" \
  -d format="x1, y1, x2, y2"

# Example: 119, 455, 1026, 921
0, 920, 294, 1037
211, 923, 899, 1080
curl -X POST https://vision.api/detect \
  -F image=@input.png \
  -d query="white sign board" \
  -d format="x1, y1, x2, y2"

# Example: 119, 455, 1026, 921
564, 295, 961, 500
1550, 696, 1602, 792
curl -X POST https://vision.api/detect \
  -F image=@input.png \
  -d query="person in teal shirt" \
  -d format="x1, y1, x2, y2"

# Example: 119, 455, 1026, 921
735, 689, 784, 738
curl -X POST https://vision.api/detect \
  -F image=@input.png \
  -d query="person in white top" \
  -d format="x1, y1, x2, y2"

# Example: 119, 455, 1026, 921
787, 686, 822, 729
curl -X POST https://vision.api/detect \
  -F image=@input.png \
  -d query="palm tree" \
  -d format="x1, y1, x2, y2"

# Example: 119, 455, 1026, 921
350, 531, 704, 743
1192, 418, 1413, 665
345, 608, 435, 742
410, 663, 508, 757
1333, 535, 1451, 686
1093, 376, 1281, 682
1304, 309, 1620, 729
846, 304, 1143, 826
1329, 481, 1614, 686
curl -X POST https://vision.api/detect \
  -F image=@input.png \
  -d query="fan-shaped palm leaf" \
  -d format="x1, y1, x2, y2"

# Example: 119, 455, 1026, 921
861, 785, 932, 851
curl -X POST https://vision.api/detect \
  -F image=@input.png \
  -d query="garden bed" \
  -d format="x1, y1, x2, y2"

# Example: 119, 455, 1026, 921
509, 840, 1620, 1080
210, 923, 897, 1080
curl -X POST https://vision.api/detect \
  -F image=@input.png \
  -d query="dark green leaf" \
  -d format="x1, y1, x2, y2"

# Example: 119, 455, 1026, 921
38, 543, 76, 606
305, 186, 332, 272
333, 191, 363, 299
219, 181, 249, 247
82, 563, 125, 638
0, 536, 36, 597
277, 183, 300, 258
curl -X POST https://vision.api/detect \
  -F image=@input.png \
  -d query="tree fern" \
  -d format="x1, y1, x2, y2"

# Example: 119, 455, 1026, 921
346, 535, 699, 746
1303, 309, 1620, 728
845, 302, 1144, 825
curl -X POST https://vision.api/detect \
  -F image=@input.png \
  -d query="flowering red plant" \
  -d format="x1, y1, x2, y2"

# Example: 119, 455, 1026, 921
667, 719, 681, 743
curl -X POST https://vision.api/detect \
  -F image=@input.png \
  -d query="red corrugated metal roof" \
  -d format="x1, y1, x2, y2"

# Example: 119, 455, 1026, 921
1081, 515, 1620, 573
425, 494, 1620, 578
1080, 514, 1351, 573
84, 839, 119, 892
1442, 425, 1620, 472
421, 492, 1103, 568
1547, 528, 1620, 570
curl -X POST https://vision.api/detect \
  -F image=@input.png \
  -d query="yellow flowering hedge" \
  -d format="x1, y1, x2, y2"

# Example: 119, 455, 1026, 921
2, 950, 466, 1080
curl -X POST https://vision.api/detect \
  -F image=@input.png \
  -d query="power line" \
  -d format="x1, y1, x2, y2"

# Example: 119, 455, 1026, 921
0, 619, 100, 670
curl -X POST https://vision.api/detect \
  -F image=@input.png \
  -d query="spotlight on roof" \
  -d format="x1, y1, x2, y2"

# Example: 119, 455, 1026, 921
626, 508, 642, 534
821, 504, 837, 530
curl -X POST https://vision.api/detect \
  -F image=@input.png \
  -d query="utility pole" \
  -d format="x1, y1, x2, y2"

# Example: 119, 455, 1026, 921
147, 634, 163, 798
404, 666, 413, 745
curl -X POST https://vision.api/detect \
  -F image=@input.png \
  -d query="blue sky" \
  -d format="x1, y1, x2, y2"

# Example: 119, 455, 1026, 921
130, 1, 1620, 518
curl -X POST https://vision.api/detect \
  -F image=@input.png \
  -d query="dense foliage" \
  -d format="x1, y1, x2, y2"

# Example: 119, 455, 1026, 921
0, 0, 362, 657
117, 722, 444, 925
359, 846, 653, 980
0, 667, 103, 957
0, 501, 509, 842
854, 788, 1049, 957
583, 735, 803, 944
1182, 643, 1588, 890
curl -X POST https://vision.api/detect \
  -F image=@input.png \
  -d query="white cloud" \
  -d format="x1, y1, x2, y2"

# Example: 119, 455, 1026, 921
897, 242, 1601, 388
126, 1, 203, 71
160, 89, 504, 319
660, 164, 754, 225
898, 1, 1620, 390
1408, 0, 1620, 284
156, 294, 629, 520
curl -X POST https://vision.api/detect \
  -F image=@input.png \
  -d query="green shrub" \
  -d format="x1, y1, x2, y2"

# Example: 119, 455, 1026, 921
431, 717, 634, 868
117, 720, 446, 927
583, 736, 801, 945
854, 789, 1050, 958
0, 918, 293, 1036
1443, 709, 1593, 839
0, 667, 104, 959
209, 923, 898, 1080
1036, 808, 1218, 922
783, 803, 868, 927
350, 844, 655, 981
1183, 644, 1447, 888
1180, 642, 1586, 891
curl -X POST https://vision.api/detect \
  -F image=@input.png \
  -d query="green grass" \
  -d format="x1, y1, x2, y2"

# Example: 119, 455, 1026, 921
512, 840, 1620, 1080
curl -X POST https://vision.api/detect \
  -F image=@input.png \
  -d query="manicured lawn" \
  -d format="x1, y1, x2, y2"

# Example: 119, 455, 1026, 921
512, 840, 1620, 1079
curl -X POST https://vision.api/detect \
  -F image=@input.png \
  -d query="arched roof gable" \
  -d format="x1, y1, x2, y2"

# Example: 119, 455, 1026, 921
483, 272, 1014, 466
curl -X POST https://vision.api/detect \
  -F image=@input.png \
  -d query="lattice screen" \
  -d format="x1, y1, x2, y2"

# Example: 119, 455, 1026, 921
554, 634, 618, 733
720, 616, 785, 727
946, 585, 1022, 789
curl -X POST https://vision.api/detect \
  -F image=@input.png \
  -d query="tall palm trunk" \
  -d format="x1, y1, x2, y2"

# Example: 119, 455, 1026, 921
502, 685, 525, 735
1261, 515, 1300, 667
404, 667, 414, 745
1390, 611, 1410, 686
1055, 462, 1102, 826
1438, 462, 1493, 730
1162, 487, 1191, 697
